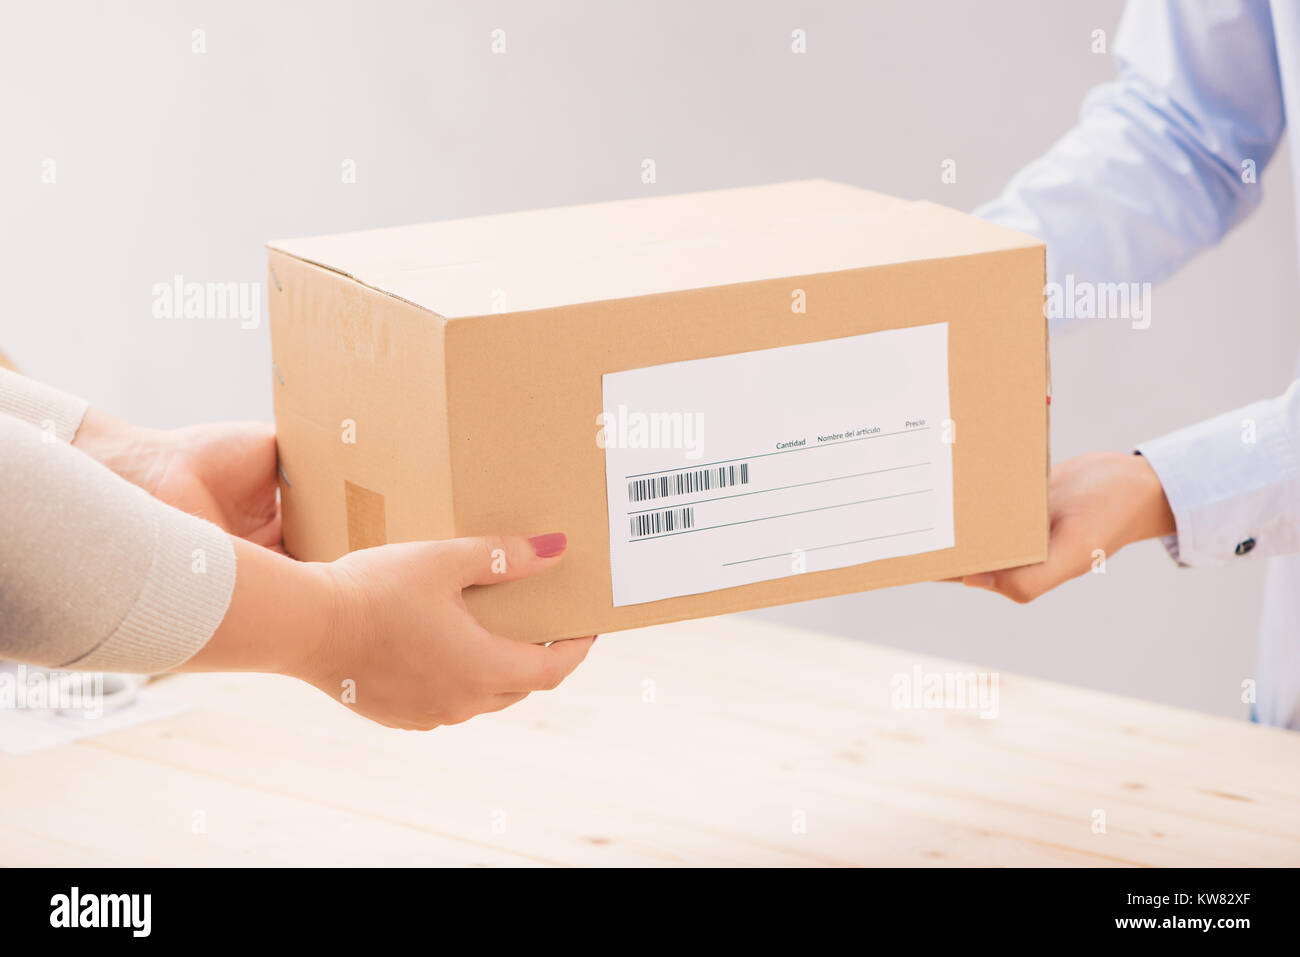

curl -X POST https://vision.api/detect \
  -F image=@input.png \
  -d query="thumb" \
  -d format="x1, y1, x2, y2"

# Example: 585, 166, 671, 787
445, 533, 568, 587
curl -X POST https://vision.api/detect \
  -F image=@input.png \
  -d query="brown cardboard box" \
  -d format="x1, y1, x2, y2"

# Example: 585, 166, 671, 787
268, 180, 1048, 642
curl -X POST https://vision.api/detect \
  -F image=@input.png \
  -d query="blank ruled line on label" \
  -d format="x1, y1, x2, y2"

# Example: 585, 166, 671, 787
722, 527, 938, 567
628, 488, 934, 542
626, 461, 930, 516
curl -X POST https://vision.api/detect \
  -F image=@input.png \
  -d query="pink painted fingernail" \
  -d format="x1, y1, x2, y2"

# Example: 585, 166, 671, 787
529, 532, 567, 558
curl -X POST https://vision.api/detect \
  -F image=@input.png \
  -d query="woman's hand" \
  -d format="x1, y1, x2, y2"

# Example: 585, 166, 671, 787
74, 408, 281, 547
74, 407, 596, 728
960, 451, 1176, 603
184, 532, 596, 730
311, 533, 593, 728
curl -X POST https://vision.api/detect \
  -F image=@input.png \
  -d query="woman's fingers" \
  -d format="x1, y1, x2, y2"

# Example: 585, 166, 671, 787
444, 533, 568, 587
288, 534, 594, 729
478, 633, 597, 693
486, 691, 530, 711
961, 523, 1092, 603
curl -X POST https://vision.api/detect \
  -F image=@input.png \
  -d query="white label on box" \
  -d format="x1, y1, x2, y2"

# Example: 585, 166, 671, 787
600, 322, 954, 606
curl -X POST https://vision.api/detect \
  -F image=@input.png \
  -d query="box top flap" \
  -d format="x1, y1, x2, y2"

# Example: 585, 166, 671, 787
268, 179, 1042, 319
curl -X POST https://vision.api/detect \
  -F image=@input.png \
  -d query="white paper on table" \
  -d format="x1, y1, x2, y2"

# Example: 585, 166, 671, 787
0, 664, 190, 756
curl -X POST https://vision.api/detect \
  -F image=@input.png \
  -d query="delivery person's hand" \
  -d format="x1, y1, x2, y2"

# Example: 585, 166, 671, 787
958, 451, 1175, 603
183, 532, 596, 730
74, 407, 281, 548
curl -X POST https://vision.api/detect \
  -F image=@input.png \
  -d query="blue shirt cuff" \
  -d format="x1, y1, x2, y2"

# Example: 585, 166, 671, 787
1137, 385, 1300, 567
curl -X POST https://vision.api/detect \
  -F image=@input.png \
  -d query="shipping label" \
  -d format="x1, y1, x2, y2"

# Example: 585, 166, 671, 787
599, 322, 955, 606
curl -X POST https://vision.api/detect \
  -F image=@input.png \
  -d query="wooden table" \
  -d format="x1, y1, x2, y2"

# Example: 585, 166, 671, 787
3, 615, 1298, 866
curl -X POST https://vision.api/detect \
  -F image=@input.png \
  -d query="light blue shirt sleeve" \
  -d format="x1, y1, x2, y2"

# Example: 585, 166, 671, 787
975, 0, 1299, 566
1139, 383, 1300, 565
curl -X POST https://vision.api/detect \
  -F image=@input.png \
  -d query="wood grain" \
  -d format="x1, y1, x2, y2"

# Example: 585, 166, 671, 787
2, 615, 1296, 866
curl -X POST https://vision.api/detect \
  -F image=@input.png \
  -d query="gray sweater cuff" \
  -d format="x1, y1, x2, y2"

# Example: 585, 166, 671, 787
62, 513, 237, 673
0, 367, 89, 443
1, 411, 236, 675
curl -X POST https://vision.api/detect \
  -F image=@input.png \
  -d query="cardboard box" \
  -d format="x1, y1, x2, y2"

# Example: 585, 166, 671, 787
268, 180, 1048, 642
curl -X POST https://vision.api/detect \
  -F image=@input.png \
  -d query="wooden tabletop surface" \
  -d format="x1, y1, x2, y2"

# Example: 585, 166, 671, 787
3, 615, 1298, 866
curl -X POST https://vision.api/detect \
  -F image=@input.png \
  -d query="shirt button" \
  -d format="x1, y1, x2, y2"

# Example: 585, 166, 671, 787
1235, 538, 1256, 556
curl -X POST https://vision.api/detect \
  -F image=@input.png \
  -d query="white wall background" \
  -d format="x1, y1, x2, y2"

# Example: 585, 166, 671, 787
3, 1, 1295, 718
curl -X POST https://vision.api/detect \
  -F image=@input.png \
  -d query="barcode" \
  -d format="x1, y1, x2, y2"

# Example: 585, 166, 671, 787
627, 463, 750, 503
630, 506, 695, 539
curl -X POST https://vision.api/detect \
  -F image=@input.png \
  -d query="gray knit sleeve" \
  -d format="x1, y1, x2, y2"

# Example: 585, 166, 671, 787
0, 367, 89, 443
0, 412, 236, 673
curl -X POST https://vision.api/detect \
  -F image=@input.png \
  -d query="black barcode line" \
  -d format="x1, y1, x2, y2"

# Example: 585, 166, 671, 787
629, 506, 696, 539
626, 462, 930, 516
627, 488, 934, 542
627, 462, 750, 503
